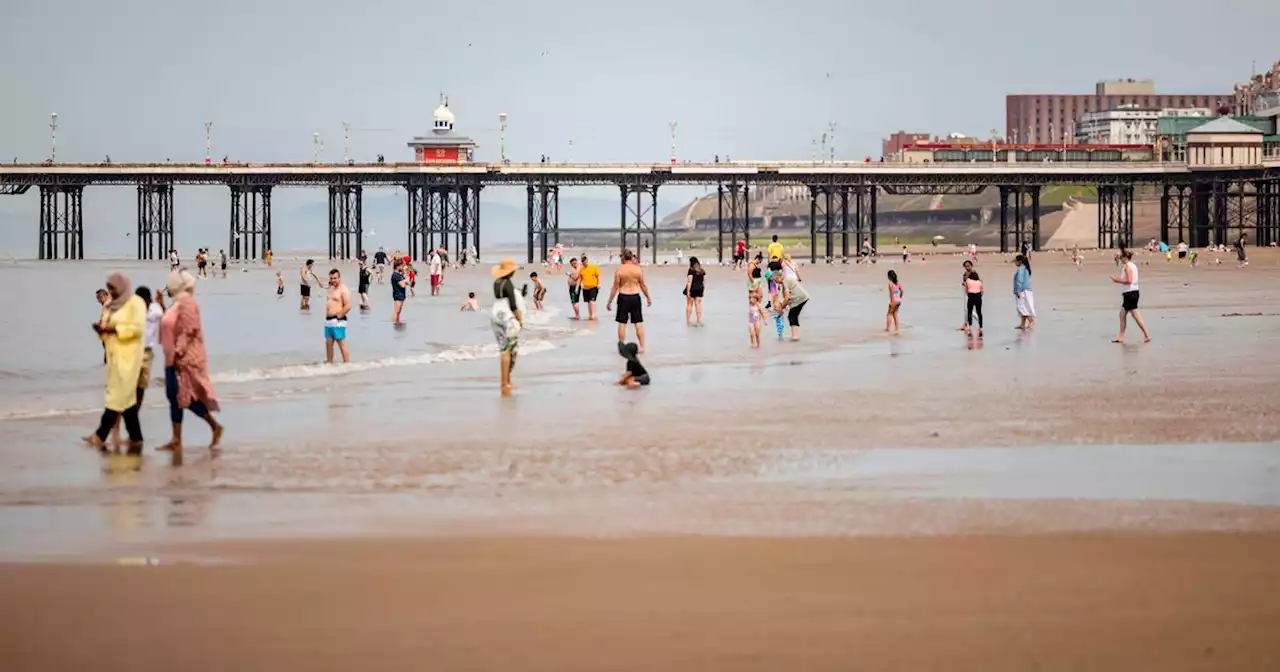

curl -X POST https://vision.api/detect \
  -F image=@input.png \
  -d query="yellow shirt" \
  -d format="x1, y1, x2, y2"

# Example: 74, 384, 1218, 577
580, 264, 601, 290
767, 241, 784, 260
102, 295, 146, 412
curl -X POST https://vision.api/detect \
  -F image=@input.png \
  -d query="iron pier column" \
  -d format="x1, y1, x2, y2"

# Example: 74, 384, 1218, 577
716, 184, 725, 263
1190, 179, 1211, 249
867, 186, 878, 253
407, 180, 426, 262
136, 181, 173, 261
1212, 181, 1228, 247
527, 183, 536, 264
998, 186, 1010, 253
839, 186, 850, 262
619, 183, 658, 263
38, 184, 85, 260
327, 184, 362, 260
808, 186, 818, 263
1159, 183, 1171, 245
228, 184, 272, 261
528, 182, 558, 263
1013, 187, 1024, 253
1030, 186, 1041, 252
854, 186, 864, 256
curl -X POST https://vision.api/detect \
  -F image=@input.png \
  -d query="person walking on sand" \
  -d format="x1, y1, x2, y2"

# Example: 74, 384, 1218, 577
885, 269, 903, 335
1235, 233, 1249, 268
83, 273, 147, 454
684, 256, 706, 326
218, 249, 227, 278
324, 268, 352, 364
1013, 254, 1036, 330
964, 270, 984, 336
606, 249, 653, 352
490, 258, 525, 396
275, 271, 284, 297
299, 259, 320, 310
579, 254, 602, 320
956, 259, 974, 331
566, 257, 583, 320
1110, 249, 1151, 344
157, 270, 223, 452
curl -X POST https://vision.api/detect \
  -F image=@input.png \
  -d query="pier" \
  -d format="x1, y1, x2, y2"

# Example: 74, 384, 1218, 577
2, 159, 1277, 262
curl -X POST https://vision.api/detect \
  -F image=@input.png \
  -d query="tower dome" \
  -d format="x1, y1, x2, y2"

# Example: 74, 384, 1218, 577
432, 96, 455, 134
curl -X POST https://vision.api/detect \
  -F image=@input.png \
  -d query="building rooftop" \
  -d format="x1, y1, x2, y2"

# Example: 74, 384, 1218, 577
1160, 115, 1272, 136
1187, 117, 1267, 135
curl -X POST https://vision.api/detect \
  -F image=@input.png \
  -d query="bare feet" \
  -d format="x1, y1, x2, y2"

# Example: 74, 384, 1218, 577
82, 435, 104, 450
1144, 336, 1152, 343
210, 424, 224, 449
126, 441, 144, 456
155, 440, 180, 452
1111, 338, 1124, 343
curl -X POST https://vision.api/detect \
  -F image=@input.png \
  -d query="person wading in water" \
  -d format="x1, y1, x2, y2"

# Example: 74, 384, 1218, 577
606, 249, 653, 353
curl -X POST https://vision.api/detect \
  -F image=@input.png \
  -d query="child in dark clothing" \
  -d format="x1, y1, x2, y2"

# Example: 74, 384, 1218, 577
617, 341, 650, 387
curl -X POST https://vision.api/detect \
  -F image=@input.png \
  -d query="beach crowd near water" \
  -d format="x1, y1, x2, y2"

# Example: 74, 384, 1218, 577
79, 228, 1261, 461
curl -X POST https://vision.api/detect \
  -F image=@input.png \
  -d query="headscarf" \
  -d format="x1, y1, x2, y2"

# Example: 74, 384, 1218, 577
105, 273, 132, 311
165, 269, 196, 298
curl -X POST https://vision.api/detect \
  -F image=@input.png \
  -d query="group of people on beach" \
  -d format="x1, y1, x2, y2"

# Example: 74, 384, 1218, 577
87, 269, 223, 457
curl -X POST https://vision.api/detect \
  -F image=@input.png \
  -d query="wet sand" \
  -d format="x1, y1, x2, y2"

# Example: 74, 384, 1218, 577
3, 534, 1280, 671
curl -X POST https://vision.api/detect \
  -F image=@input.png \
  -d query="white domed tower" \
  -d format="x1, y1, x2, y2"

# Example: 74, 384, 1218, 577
408, 93, 478, 163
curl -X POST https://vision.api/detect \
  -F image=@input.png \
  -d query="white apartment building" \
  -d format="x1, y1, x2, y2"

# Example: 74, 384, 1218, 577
1075, 105, 1211, 145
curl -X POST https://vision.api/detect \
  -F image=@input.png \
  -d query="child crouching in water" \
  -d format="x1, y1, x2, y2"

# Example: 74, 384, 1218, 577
617, 341, 650, 387
460, 292, 478, 311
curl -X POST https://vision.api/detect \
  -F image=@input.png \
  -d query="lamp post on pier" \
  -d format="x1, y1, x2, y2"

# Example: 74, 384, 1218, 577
312, 132, 323, 163
669, 120, 677, 165
49, 113, 58, 163
498, 112, 508, 163
204, 120, 212, 165
343, 121, 351, 163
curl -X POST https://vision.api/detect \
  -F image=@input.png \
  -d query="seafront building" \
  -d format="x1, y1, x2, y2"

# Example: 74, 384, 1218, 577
1074, 106, 1211, 146
1006, 79, 1228, 145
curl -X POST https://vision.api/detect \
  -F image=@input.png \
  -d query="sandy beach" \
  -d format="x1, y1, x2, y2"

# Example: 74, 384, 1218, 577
2, 246, 1280, 669
3, 534, 1280, 671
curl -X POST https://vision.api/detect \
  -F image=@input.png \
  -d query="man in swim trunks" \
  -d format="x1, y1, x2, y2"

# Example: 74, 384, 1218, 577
390, 261, 408, 325
357, 260, 371, 310
767, 235, 785, 263
218, 249, 227, 277
579, 254, 601, 321
429, 248, 444, 296
324, 268, 351, 364
566, 257, 583, 320
299, 259, 320, 310
605, 249, 652, 352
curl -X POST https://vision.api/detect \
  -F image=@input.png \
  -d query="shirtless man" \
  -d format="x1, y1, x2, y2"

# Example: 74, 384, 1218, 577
300, 259, 321, 310
605, 249, 653, 352
324, 268, 352, 364
566, 257, 583, 320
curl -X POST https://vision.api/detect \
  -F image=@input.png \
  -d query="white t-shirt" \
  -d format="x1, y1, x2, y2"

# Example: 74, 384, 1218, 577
429, 255, 442, 276
1123, 261, 1139, 292
1177, 242, 1188, 253
145, 303, 163, 350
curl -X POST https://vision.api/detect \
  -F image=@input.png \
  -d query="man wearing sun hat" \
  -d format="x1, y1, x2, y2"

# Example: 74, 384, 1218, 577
490, 258, 525, 396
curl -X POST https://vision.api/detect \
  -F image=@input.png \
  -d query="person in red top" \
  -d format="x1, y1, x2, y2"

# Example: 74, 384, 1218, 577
403, 255, 417, 297
733, 240, 747, 269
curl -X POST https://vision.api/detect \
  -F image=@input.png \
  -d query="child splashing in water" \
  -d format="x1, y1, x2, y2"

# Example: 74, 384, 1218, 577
885, 269, 903, 334
765, 266, 785, 340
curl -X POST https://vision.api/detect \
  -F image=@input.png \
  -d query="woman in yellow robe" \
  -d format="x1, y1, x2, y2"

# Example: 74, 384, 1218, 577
83, 273, 147, 453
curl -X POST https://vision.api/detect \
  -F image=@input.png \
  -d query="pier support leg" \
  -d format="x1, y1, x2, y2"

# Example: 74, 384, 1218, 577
839, 186, 850, 262
327, 184, 362, 260
1190, 180, 1211, 249
619, 182, 657, 263
38, 184, 84, 260
228, 184, 272, 261
1159, 183, 1171, 245
1096, 184, 1134, 250
458, 185, 481, 264
867, 187, 878, 253
998, 186, 1010, 254
1030, 186, 1041, 252
526, 182, 558, 263
407, 181, 426, 262
716, 181, 748, 263
136, 181, 173, 261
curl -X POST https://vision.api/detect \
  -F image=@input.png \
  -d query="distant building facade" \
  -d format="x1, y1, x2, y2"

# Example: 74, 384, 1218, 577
1006, 80, 1227, 145
1075, 106, 1211, 146
881, 131, 931, 160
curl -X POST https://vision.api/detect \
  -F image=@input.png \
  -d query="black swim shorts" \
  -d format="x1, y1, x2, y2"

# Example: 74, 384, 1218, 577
1121, 290, 1139, 312
582, 287, 599, 303
616, 293, 643, 324
300, 284, 311, 297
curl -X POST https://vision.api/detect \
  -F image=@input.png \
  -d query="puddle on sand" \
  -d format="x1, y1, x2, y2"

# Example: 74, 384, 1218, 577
756, 443, 1280, 506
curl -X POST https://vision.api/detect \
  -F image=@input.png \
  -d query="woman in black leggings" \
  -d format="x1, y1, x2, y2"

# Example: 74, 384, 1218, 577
964, 270, 984, 336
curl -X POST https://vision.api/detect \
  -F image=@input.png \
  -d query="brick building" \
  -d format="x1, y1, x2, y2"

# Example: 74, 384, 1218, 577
1006, 80, 1228, 146
881, 131, 931, 160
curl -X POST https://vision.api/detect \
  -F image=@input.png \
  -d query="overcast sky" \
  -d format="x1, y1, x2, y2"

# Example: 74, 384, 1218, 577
1, 0, 1276, 256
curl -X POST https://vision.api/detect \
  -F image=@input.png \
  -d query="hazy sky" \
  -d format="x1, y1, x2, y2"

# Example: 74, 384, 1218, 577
1, 0, 1276, 256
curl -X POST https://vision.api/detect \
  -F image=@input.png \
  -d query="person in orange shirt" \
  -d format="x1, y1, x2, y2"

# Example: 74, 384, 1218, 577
578, 254, 601, 321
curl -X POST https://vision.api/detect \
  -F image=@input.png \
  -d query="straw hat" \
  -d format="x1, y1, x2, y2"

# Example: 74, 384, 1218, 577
491, 258, 519, 279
